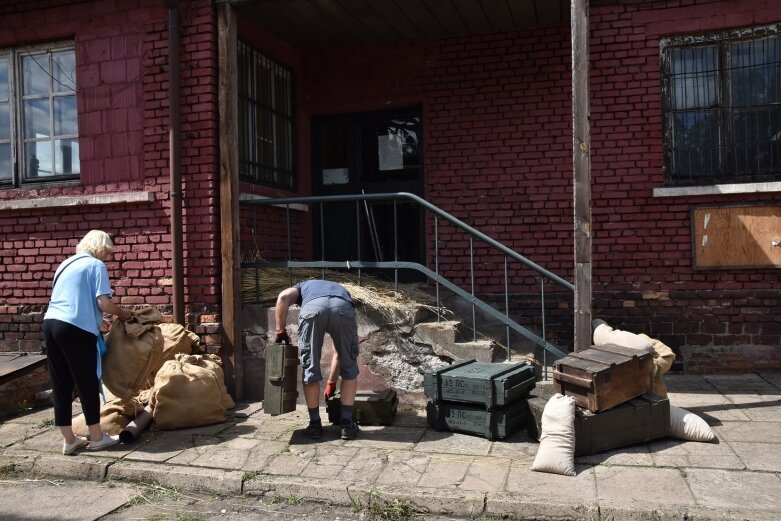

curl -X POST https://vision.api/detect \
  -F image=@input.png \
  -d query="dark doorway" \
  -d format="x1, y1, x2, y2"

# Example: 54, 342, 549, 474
312, 109, 425, 281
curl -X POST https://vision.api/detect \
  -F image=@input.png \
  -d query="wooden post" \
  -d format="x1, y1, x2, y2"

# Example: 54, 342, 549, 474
572, 0, 592, 352
218, 3, 243, 399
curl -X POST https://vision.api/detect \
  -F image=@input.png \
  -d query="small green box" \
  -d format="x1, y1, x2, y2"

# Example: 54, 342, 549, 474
426, 399, 528, 441
326, 388, 398, 426
424, 359, 536, 407
263, 342, 299, 416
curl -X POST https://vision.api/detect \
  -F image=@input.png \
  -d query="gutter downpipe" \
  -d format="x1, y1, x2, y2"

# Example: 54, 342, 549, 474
168, 0, 185, 325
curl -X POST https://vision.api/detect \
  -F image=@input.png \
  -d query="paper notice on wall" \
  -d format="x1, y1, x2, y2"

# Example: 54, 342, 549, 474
378, 134, 403, 171
322, 168, 349, 185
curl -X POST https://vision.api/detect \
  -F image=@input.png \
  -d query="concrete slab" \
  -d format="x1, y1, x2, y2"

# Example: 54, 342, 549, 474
665, 374, 715, 392
413, 430, 492, 456
123, 431, 193, 463
576, 444, 654, 466
374, 451, 430, 487
723, 394, 781, 422
595, 466, 694, 508
342, 425, 425, 450
729, 441, 781, 472
686, 468, 781, 513
418, 454, 473, 488
0, 420, 50, 448
263, 451, 310, 477
241, 440, 290, 471
339, 447, 387, 484
759, 371, 781, 389
232, 401, 264, 418
649, 438, 744, 470
668, 391, 751, 423
0, 479, 137, 521
108, 460, 244, 495
714, 421, 781, 443
488, 429, 539, 459
299, 445, 359, 479
706, 374, 778, 393
35, 453, 113, 481
3, 407, 55, 426
459, 456, 509, 492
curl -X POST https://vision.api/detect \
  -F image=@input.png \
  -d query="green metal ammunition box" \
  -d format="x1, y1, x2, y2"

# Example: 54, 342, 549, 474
424, 359, 536, 407
527, 391, 670, 456
326, 388, 398, 426
426, 399, 528, 441
263, 342, 299, 416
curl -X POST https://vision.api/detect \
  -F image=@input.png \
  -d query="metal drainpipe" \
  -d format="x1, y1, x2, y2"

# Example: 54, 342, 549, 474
168, 1, 184, 325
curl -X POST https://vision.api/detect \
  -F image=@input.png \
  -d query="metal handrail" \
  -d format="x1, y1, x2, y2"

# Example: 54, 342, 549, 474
241, 192, 574, 361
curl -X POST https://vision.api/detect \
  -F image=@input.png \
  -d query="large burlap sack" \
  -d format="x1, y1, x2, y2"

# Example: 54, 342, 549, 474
143, 322, 200, 389
72, 394, 145, 436
150, 353, 234, 430
103, 307, 165, 399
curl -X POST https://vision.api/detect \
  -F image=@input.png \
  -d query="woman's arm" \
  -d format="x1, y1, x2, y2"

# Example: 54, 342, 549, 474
96, 295, 131, 321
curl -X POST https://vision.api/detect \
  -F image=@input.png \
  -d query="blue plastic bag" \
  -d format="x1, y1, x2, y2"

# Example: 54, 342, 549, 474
97, 335, 108, 357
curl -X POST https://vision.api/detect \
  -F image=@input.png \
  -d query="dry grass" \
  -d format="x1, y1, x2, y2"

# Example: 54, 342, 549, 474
241, 267, 447, 323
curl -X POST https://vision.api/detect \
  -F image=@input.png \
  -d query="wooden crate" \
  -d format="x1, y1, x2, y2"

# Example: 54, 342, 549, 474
553, 343, 654, 413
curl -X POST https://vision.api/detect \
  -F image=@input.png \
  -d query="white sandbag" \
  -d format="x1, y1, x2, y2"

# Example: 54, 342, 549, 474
593, 323, 652, 350
669, 405, 716, 442
531, 393, 576, 476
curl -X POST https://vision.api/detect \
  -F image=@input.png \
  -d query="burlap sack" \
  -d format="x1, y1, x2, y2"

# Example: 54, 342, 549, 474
103, 307, 165, 399
72, 395, 145, 436
150, 354, 233, 430
143, 322, 200, 389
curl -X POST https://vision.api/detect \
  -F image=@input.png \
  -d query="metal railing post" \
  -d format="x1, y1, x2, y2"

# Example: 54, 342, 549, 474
504, 256, 510, 361
435, 216, 441, 322
541, 278, 547, 380
470, 237, 476, 342
393, 199, 398, 292
355, 201, 361, 285
286, 204, 292, 286
319, 204, 325, 279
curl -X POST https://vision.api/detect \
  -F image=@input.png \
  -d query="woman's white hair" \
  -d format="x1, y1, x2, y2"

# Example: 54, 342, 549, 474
76, 230, 114, 260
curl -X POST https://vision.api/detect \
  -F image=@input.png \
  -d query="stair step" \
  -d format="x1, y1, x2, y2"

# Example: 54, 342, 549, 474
432, 340, 500, 363
413, 321, 461, 346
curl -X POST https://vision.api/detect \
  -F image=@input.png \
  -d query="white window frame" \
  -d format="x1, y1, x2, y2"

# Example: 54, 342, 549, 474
0, 41, 79, 188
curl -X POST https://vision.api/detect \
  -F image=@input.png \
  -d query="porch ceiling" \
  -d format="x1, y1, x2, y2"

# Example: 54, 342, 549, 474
227, 0, 570, 49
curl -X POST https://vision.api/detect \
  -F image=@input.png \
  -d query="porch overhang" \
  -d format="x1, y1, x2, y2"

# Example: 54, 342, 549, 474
218, 0, 571, 49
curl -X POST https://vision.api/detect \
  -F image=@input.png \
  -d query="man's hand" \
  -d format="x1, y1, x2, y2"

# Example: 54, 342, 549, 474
274, 329, 291, 344
324, 380, 337, 400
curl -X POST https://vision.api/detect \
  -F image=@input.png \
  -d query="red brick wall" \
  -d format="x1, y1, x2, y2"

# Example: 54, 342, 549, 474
586, 0, 781, 372
0, 0, 222, 353
301, 2, 781, 372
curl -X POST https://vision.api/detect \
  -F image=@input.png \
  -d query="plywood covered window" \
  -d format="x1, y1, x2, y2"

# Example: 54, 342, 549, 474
237, 41, 294, 190
661, 24, 781, 187
0, 43, 79, 188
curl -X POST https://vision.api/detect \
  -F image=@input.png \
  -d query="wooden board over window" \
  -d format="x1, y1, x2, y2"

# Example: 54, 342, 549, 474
692, 205, 781, 269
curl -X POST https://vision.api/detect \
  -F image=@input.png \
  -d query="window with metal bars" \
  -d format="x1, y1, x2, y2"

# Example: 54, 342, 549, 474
238, 41, 295, 190
661, 24, 781, 186
0, 43, 79, 188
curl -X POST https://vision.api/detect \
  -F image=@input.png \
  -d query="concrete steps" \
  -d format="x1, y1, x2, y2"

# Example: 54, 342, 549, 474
412, 320, 500, 363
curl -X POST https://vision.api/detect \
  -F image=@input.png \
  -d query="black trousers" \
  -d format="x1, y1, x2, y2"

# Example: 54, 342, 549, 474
42, 319, 100, 426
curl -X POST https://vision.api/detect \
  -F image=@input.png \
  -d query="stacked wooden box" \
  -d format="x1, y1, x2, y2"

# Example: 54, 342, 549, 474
526, 343, 670, 455
424, 359, 536, 441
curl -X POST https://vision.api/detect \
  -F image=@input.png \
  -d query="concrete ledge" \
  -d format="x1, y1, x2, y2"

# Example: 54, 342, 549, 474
108, 461, 243, 495
0, 191, 155, 211
33, 453, 113, 481
244, 477, 486, 518
486, 494, 599, 520
0, 451, 38, 474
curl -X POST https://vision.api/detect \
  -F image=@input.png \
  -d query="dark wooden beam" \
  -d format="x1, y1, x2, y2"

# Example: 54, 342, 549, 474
572, 0, 592, 352
218, 3, 243, 399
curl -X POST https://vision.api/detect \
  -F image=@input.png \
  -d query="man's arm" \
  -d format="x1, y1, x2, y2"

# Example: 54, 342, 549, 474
274, 287, 299, 342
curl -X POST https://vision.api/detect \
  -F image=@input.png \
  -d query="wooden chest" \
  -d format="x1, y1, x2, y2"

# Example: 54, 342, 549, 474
527, 392, 670, 456
553, 343, 653, 413
326, 388, 398, 426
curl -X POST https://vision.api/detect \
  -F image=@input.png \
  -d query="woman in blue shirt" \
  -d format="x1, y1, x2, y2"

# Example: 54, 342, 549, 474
43, 230, 132, 455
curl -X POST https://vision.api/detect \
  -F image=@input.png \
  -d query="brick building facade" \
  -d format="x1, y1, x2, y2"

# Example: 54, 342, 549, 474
0, 0, 778, 407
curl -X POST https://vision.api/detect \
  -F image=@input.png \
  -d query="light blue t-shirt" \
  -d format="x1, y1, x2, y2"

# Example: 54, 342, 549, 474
44, 252, 112, 336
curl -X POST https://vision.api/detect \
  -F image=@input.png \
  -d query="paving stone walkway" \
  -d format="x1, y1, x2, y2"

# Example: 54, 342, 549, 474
1, 373, 780, 520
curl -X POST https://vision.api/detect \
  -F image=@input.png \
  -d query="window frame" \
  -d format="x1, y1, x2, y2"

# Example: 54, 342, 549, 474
0, 41, 79, 189
237, 40, 296, 191
660, 24, 781, 187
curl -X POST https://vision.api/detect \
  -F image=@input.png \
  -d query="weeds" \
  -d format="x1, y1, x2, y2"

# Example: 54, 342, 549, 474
348, 487, 423, 521
241, 470, 262, 482
0, 464, 21, 479
286, 494, 302, 505
36, 418, 54, 429
129, 481, 182, 506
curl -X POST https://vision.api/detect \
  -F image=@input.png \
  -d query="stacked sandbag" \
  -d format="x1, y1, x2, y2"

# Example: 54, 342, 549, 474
150, 353, 235, 430
103, 307, 165, 399
145, 322, 201, 388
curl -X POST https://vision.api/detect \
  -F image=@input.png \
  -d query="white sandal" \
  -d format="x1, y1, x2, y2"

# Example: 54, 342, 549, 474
63, 436, 88, 455
87, 433, 119, 450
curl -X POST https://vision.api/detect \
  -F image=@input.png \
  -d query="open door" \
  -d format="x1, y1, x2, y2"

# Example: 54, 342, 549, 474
312, 109, 425, 281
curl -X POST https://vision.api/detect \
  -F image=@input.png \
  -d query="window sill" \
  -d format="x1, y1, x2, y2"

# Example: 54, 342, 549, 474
239, 192, 308, 212
653, 181, 781, 198
0, 191, 155, 211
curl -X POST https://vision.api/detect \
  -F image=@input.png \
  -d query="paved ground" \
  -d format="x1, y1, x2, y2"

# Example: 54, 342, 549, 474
1, 373, 780, 521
